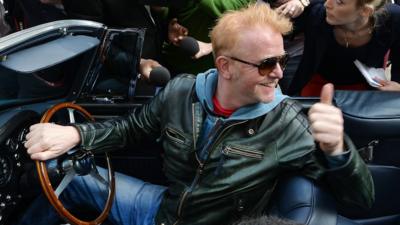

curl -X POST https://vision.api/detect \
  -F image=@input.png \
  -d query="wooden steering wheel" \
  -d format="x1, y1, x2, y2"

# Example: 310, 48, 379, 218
35, 102, 115, 225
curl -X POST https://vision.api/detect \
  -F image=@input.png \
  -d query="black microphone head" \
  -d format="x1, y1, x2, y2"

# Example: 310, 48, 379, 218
179, 36, 200, 57
149, 66, 171, 86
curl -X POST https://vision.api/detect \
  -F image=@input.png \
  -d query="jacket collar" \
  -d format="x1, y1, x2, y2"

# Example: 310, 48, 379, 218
195, 69, 288, 121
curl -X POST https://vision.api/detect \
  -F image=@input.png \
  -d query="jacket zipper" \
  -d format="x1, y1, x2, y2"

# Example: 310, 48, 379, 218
222, 146, 263, 159
192, 103, 204, 166
174, 165, 204, 223
192, 103, 197, 152
172, 120, 247, 225
172, 104, 203, 225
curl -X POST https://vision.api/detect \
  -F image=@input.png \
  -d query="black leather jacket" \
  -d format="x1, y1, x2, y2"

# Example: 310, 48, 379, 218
75, 74, 374, 225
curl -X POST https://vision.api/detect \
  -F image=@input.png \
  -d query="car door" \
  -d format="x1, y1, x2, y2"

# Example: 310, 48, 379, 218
74, 26, 166, 186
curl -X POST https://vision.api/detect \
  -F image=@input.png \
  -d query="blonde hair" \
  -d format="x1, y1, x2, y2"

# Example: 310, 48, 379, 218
357, 0, 386, 8
356, 0, 388, 31
210, 3, 292, 57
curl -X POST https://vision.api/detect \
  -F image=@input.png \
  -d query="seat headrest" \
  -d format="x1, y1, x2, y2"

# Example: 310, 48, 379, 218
334, 91, 400, 138
334, 91, 400, 119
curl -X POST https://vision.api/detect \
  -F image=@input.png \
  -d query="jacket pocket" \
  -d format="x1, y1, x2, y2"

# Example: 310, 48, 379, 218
162, 126, 195, 177
164, 126, 186, 145
222, 144, 264, 160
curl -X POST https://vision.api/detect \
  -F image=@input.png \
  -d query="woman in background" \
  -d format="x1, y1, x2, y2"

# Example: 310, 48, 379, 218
287, 0, 400, 96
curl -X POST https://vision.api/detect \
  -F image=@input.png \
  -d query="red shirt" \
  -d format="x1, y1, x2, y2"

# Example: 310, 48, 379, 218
212, 95, 235, 117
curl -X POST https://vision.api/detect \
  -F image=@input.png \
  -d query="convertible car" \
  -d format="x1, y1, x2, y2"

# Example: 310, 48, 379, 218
0, 20, 399, 225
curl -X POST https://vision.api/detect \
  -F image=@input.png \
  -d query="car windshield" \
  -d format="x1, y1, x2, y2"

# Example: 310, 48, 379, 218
0, 34, 100, 107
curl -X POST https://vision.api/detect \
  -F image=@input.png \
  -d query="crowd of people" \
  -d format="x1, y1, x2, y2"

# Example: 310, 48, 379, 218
3, 0, 399, 95
2, 0, 399, 224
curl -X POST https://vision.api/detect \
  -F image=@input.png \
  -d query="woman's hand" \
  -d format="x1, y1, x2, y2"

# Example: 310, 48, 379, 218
275, 0, 305, 18
375, 78, 400, 91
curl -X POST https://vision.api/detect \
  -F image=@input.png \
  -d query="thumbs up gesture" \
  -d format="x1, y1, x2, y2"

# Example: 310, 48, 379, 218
308, 83, 344, 155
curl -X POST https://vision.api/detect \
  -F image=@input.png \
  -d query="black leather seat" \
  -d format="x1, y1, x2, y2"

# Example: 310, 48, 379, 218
268, 175, 360, 225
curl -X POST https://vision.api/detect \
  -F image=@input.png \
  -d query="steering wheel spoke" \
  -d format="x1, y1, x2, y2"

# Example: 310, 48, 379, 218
54, 170, 76, 197
90, 168, 109, 187
35, 102, 115, 225
67, 108, 76, 124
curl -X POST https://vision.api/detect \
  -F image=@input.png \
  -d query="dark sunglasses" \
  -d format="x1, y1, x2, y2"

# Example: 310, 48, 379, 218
228, 53, 289, 76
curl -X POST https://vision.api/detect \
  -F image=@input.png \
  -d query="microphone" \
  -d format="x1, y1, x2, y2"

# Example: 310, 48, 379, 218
148, 66, 171, 87
178, 36, 200, 57
130, 66, 170, 98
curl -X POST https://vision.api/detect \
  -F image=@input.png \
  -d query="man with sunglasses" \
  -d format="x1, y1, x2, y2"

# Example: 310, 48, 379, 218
20, 3, 373, 225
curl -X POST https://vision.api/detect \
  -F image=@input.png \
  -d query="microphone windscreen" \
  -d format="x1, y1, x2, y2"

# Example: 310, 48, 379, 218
149, 66, 171, 86
179, 36, 199, 57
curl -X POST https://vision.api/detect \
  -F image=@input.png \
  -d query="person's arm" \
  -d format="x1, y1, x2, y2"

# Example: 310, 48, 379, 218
198, 0, 254, 17
388, 3, 400, 83
310, 84, 373, 208
277, 84, 374, 209
24, 73, 174, 161
73, 79, 171, 154
289, 0, 323, 34
375, 6, 400, 91
275, 0, 307, 19
278, 119, 374, 209
379, 34, 400, 90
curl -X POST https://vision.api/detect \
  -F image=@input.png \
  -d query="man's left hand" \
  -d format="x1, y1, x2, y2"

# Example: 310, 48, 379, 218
308, 83, 344, 156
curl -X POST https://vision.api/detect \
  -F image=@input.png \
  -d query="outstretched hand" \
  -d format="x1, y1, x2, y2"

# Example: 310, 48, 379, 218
168, 18, 188, 46
24, 123, 81, 161
139, 58, 162, 80
193, 41, 213, 59
275, 0, 304, 18
308, 83, 344, 155
374, 77, 400, 91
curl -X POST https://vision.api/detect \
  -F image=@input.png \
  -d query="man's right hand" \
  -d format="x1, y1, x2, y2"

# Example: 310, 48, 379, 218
24, 123, 81, 161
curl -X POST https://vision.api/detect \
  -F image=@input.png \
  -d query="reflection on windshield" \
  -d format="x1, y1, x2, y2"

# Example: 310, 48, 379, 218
0, 55, 83, 103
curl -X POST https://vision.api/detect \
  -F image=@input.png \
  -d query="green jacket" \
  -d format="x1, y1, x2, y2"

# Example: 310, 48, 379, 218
75, 74, 374, 225
163, 0, 254, 74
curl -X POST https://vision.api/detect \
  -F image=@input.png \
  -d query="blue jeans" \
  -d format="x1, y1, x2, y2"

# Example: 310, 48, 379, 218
17, 167, 167, 225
